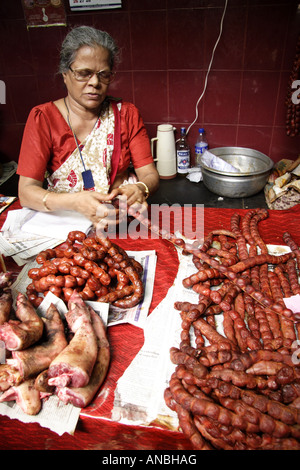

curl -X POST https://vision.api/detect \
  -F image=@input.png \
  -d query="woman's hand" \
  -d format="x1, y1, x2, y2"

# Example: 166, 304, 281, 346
111, 162, 159, 207
117, 182, 149, 206
73, 189, 120, 225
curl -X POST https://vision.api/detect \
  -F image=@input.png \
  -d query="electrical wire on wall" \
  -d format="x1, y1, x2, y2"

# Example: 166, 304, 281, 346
185, 0, 228, 137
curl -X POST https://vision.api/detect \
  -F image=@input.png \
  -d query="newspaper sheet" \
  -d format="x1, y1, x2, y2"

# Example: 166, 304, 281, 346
0, 208, 64, 265
21, 209, 92, 240
111, 249, 197, 429
0, 394, 81, 436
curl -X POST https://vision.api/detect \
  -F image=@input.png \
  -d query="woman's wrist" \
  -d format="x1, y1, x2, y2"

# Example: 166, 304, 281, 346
41, 190, 79, 213
136, 181, 150, 199
42, 191, 51, 211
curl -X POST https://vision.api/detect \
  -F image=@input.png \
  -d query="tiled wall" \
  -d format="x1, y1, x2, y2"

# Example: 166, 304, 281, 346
0, 0, 300, 165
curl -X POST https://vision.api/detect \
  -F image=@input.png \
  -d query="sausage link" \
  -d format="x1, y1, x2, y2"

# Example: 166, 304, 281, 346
67, 231, 86, 243
36, 249, 56, 264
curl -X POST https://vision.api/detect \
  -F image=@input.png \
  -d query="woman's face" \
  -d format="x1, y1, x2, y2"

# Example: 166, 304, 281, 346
63, 45, 112, 111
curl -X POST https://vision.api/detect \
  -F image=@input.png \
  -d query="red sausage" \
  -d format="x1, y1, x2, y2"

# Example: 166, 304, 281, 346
28, 268, 41, 280
48, 285, 62, 297
64, 275, 77, 289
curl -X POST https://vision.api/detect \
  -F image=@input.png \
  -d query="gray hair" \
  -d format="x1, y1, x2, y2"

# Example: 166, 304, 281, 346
59, 26, 119, 73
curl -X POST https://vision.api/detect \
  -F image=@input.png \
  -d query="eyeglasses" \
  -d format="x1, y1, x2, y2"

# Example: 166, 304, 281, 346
69, 67, 116, 84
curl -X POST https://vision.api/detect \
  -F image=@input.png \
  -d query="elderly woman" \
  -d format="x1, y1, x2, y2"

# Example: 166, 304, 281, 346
17, 26, 159, 225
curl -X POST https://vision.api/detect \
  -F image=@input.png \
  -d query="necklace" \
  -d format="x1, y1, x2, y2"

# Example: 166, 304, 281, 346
64, 97, 96, 190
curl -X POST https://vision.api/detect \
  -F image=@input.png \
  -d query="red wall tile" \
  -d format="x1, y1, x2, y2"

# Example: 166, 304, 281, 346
109, 71, 134, 103
237, 125, 272, 157
130, 10, 167, 70
244, 4, 289, 71
0, 19, 34, 76
0, 0, 299, 165
239, 71, 280, 126
133, 71, 168, 122
205, 6, 246, 71
169, 70, 205, 124
270, 127, 300, 162
203, 70, 242, 125
168, 9, 205, 70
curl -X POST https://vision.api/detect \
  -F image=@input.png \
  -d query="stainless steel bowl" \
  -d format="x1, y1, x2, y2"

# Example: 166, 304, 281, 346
200, 147, 273, 198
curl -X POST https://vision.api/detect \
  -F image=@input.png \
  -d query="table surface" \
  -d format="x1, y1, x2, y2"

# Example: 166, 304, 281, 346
148, 174, 268, 209
0, 202, 299, 450
0, 170, 298, 451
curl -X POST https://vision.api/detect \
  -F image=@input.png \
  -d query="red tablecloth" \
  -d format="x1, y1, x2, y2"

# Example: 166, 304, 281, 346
0, 203, 299, 450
